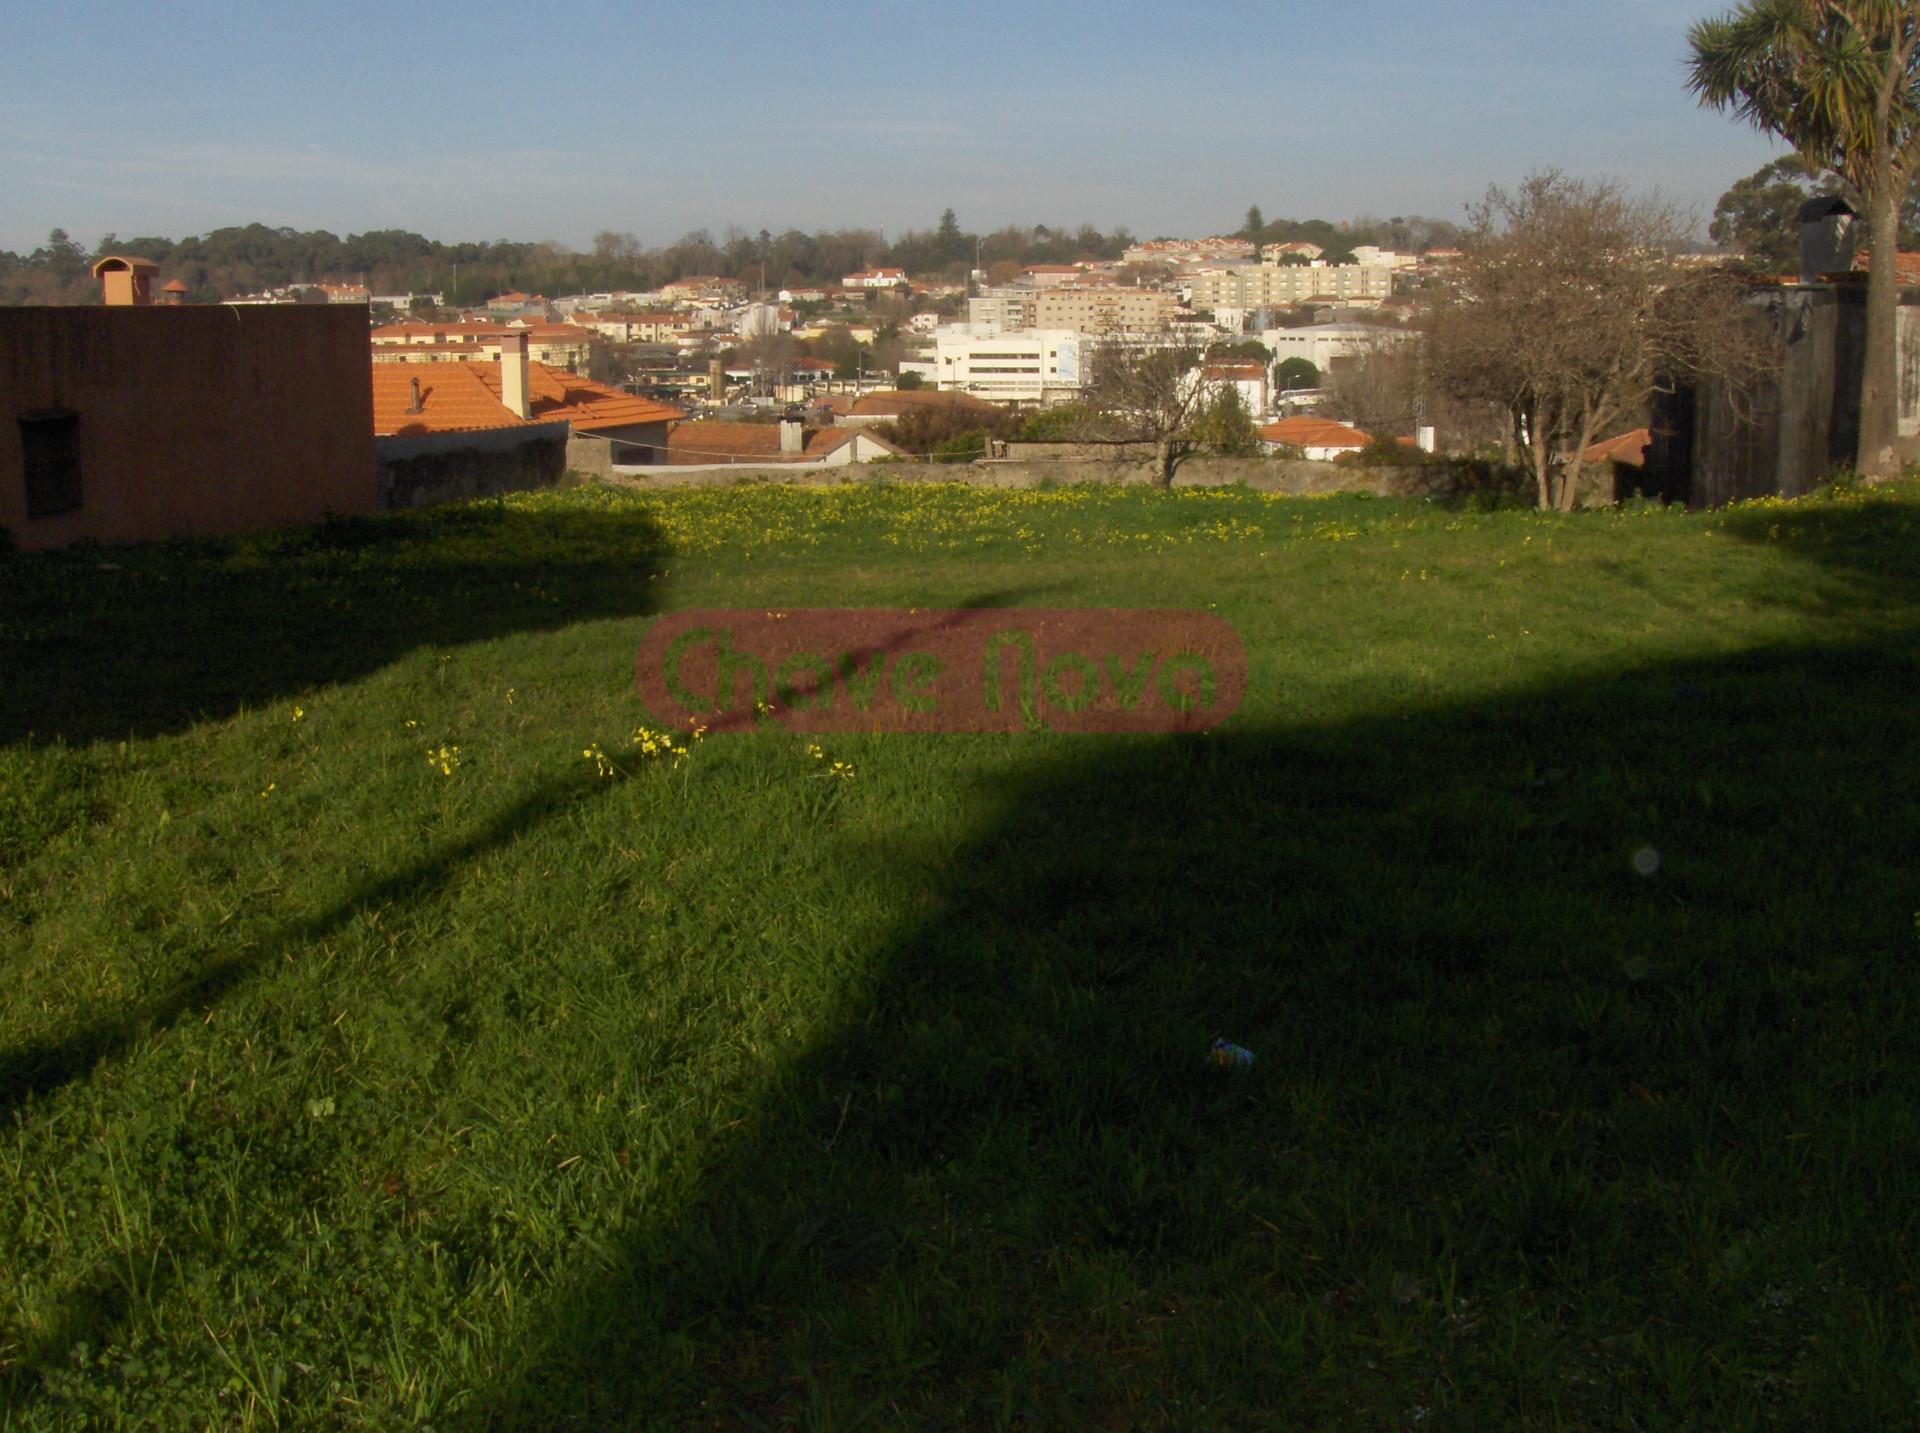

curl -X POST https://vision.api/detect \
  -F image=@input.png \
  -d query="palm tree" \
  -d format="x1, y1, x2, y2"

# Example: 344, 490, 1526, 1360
1688, 1, 1920, 480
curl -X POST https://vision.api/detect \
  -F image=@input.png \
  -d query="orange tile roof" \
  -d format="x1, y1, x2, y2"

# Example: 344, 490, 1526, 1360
1580, 427, 1651, 467
470, 362, 685, 433
374, 360, 683, 437
666, 420, 899, 464
848, 389, 1003, 419
372, 364, 528, 436
1259, 417, 1373, 449
372, 321, 507, 342
1852, 249, 1920, 284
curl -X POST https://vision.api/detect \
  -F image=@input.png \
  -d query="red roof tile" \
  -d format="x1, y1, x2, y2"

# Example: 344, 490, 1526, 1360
374, 360, 683, 437
1853, 249, 1920, 284
470, 364, 684, 433
848, 389, 1003, 419
1581, 427, 1650, 467
666, 419, 900, 464
373, 364, 528, 436
1259, 417, 1372, 449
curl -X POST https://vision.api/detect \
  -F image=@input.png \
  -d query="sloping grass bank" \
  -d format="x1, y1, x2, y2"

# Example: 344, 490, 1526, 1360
3, 480, 1918, 1428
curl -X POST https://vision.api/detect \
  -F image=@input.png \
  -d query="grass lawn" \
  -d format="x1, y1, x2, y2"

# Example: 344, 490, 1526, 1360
3, 478, 1919, 1429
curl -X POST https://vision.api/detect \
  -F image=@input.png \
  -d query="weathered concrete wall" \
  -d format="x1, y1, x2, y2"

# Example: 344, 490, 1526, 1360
1662, 281, 1920, 508
567, 421, 673, 478
377, 425, 568, 509
0, 305, 376, 549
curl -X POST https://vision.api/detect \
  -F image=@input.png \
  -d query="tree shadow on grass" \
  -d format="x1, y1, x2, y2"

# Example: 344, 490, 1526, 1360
467, 512, 1920, 1426
0, 776, 610, 1123
0, 500, 672, 746
0, 771, 625, 1411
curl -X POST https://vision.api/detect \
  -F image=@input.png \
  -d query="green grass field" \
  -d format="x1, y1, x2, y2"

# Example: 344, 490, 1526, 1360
3, 479, 1919, 1429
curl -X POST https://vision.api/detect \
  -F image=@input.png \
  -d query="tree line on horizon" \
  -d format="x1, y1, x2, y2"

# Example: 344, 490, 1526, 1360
0, 207, 1464, 308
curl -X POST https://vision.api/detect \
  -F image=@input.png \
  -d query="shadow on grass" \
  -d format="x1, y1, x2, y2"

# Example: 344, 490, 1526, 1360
0, 772, 626, 1410
0, 777, 607, 1123
0, 500, 672, 746
467, 506, 1920, 1426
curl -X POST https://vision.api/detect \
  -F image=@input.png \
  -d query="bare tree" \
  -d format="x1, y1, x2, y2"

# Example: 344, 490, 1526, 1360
1326, 329, 1423, 437
1082, 341, 1209, 488
1427, 171, 1771, 510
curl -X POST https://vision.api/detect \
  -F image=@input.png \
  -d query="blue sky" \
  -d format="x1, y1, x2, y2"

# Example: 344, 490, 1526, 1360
0, 0, 1786, 253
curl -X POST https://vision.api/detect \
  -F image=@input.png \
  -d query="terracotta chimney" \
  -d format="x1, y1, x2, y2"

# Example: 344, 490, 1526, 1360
498, 331, 530, 419
708, 359, 725, 402
92, 255, 159, 307
779, 408, 806, 455
407, 377, 425, 414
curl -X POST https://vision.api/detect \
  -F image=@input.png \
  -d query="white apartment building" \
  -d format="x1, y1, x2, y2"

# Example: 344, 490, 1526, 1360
1190, 264, 1394, 311
933, 328, 1085, 405
968, 288, 1041, 333
1349, 246, 1420, 271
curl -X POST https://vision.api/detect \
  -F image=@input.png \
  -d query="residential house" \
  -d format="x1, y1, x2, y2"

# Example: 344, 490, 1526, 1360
484, 291, 550, 317
1021, 264, 1083, 288
570, 311, 696, 345
659, 276, 743, 302
664, 415, 903, 469
1258, 416, 1376, 460
369, 320, 594, 373
371, 335, 684, 501
1186, 362, 1271, 418
842, 268, 908, 289
372, 360, 570, 509
2, 259, 375, 550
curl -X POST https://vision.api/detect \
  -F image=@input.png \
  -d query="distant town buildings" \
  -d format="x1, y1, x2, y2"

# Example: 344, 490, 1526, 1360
1123, 237, 1257, 265
1190, 263, 1394, 311
1033, 286, 1177, 333
370, 320, 592, 373
1257, 322, 1409, 377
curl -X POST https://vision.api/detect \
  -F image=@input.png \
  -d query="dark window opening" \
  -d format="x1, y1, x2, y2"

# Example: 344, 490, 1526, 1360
21, 409, 81, 518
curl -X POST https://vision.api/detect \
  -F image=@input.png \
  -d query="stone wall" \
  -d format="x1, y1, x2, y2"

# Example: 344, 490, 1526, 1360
377, 427, 569, 510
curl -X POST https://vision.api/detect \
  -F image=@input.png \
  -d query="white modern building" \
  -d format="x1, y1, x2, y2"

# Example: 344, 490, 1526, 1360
933, 328, 1085, 405
1259, 323, 1409, 378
